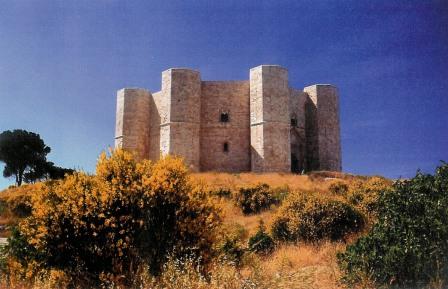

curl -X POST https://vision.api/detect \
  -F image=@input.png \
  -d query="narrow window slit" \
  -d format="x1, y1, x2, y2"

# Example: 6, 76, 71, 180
223, 142, 229, 152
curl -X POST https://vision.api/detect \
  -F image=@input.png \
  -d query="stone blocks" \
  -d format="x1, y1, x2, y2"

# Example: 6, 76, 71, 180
115, 88, 151, 161
303, 84, 342, 171
250, 65, 290, 172
115, 65, 342, 173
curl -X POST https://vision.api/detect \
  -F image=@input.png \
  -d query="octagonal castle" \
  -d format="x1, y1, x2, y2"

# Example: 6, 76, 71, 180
115, 65, 341, 173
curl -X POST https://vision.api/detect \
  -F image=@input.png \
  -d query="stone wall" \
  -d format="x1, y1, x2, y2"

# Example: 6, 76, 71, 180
200, 81, 251, 172
161, 68, 201, 171
250, 65, 290, 172
114, 88, 151, 160
115, 65, 342, 173
148, 91, 162, 161
304, 84, 342, 171
289, 88, 308, 172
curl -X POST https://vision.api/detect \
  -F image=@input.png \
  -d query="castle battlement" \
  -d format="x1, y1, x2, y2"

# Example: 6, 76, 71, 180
115, 65, 341, 173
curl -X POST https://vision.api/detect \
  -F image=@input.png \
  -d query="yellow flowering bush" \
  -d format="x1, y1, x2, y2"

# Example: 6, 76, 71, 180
346, 176, 392, 218
6, 149, 220, 287
271, 192, 364, 242
0, 183, 44, 219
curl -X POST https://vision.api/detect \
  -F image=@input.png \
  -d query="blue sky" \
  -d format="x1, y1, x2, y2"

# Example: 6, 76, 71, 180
0, 0, 447, 188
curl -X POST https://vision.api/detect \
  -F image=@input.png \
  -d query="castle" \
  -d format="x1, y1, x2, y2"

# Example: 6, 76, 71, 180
115, 65, 341, 173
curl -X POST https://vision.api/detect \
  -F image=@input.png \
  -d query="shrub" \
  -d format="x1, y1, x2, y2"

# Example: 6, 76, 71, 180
218, 237, 245, 267
346, 176, 392, 217
338, 163, 448, 288
233, 183, 276, 214
0, 200, 7, 216
270, 185, 290, 202
4, 149, 221, 287
0, 183, 46, 221
211, 187, 232, 199
271, 217, 291, 242
328, 181, 349, 195
248, 222, 275, 255
271, 192, 364, 242
8, 195, 32, 218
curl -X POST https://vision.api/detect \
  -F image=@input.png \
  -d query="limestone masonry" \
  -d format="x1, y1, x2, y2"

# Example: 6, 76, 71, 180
115, 65, 341, 173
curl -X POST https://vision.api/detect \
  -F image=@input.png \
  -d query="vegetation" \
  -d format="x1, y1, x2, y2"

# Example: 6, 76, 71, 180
346, 176, 392, 219
0, 130, 74, 186
338, 163, 448, 288
247, 221, 275, 255
2, 150, 220, 287
233, 183, 277, 214
0, 130, 51, 186
271, 192, 364, 242
0, 151, 445, 289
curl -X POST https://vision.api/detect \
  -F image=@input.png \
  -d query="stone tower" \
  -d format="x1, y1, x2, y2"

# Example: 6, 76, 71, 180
304, 84, 342, 171
114, 88, 151, 160
249, 65, 291, 172
115, 65, 342, 173
158, 68, 201, 171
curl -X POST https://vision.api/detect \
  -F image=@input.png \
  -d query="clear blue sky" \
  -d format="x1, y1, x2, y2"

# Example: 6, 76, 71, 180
1, 0, 447, 189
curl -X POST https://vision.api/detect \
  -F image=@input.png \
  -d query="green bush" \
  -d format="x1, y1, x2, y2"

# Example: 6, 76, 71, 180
218, 237, 245, 266
248, 222, 275, 255
271, 193, 364, 242
233, 183, 277, 214
338, 163, 448, 288
271, 217, 291, 242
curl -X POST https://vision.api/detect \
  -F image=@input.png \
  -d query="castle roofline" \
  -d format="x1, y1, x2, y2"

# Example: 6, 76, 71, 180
162, 67, 200, 74
117, 87, 150, 92
304, 84, 337, 88
202, 80, 249, 83
250, 64, 287, 71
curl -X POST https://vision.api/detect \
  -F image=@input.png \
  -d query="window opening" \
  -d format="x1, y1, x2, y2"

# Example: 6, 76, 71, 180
291, 118, 297, 127
220, 112, 229, 122
223, 142, 229, 152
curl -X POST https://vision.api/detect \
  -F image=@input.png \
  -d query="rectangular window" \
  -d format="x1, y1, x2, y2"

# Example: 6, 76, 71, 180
291, 118, 297, 127
220, 112, 229, 122
223, 142, 229, 152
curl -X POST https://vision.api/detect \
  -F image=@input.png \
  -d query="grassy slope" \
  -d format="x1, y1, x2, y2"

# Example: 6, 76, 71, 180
189, 171, 364, 289
0, 172, 370, 288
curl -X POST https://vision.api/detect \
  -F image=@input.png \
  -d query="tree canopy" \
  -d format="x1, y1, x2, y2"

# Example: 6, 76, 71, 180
0, 130, 51, 186
0, 129, 73, 186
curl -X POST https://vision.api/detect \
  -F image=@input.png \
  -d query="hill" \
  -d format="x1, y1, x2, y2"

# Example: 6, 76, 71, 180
0, 168, 391, 288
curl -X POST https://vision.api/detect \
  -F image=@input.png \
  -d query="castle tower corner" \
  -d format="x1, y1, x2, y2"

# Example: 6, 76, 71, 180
159, 68, 201, 171
303, 84, 341, 171
249, 65, 291, 172
115, 88, 151, 160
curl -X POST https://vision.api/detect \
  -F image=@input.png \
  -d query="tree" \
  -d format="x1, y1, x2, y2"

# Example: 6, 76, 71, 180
44, 162, 74, 180
22, 161, 74, 183
0, 130, 51, 186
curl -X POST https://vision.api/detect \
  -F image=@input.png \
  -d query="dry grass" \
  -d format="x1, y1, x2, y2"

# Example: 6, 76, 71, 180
219, 198, 278, 237
190, 172, 338, 193
259, 242, 344, 289
0, 183, 43, 199
191, 172, 361, 288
